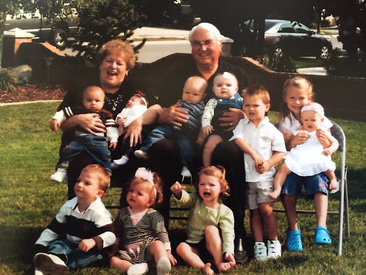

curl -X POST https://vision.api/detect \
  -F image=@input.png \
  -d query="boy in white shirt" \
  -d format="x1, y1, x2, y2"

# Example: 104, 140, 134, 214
230, 85, 286, 260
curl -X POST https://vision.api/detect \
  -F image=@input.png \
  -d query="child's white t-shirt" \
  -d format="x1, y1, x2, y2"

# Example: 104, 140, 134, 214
230, 117, 286, 182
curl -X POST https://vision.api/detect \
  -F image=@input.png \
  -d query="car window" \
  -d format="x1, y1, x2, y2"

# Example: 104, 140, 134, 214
264, 21, 278, 31
294, 23, 311, 34
246, 20, 278, 32
278, 23, 295, 33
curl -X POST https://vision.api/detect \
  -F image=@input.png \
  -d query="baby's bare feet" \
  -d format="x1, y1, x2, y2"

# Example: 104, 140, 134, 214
329, 179, 339, 190
216, 262, 232, 272
268, 189, 281, 200
202, 263, 214, 275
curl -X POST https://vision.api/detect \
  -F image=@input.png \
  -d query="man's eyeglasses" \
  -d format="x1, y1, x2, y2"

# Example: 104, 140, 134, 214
192, 40, 215, 49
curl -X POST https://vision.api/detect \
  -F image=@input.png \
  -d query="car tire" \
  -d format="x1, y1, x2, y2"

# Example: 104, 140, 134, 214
50, 29, 68, 49
318, 45, 331, 59
273, 46, 283, 55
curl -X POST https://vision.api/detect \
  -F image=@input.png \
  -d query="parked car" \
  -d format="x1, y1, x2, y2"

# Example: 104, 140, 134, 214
244, 19, 332, 59
4, 7, 79, 49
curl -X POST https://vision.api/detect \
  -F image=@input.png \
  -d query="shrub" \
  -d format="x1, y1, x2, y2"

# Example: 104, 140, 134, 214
325, 48, 366, 77
321, 19, 331, 27
254, 50, 297, 73
0, 70, 16, 92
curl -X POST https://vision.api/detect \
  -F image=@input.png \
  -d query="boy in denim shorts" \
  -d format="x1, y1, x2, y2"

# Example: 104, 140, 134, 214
230, 85, 286, 260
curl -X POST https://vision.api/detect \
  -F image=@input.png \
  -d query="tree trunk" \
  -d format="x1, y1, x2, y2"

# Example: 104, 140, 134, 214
0, 12, 7, 68
316, 7, 321, 34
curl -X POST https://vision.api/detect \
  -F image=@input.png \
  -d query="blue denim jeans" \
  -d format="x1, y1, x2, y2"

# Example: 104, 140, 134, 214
48, 239, 103, 269
142, 124, 195, 170
58, 135, 111, 173
281, 172, 329, 198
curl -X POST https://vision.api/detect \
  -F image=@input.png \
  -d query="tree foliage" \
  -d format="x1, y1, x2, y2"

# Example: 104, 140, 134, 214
35, 0, 74, 24
0, 0, 34, 67
68, 0, 146, 62
0, 0, 150, 67
130, 0, 182, 27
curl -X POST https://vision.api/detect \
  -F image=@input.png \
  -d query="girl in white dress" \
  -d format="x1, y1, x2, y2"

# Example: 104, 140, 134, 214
275, 77, 335, 251
270, 102, 339, 199
111, 94, 148, 167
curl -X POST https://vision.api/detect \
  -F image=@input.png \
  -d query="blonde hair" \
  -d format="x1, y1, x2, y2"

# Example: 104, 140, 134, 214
83, 85, 104, 97
242, 84, 270, 105
184, 76, 208, 95
280, 76, 314, 123
195, 166, 230, 199
214, 71, 239, 86
81, 164, 110, 192
96, 39, 136, 70
128, 172, 163, 208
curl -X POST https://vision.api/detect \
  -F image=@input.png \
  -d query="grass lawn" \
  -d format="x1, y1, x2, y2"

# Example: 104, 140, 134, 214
293, 58, 325, 69
1, 102, 366, 275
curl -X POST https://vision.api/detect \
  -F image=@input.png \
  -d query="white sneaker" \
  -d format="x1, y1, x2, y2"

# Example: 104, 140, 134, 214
267, 240, 281, 259
254, 241, 267, 260
134, 150, 148, 160
113, 156, 129, 166
50, 168, 68, 183
33, 253, 67, 275
34, 268, 45, 275
127, 263, 149, 275
181, 166, 192, 177
181, 166, 193, 184
157, 257, 171, 275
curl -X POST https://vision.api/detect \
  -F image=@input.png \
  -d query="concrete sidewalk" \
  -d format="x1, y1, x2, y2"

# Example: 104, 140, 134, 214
132, 26, 339, 39
132, 27, 189, 40
298, 67, 327, 76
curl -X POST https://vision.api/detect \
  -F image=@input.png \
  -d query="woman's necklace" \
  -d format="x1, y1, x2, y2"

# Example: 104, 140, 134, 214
105, 93, 124, 111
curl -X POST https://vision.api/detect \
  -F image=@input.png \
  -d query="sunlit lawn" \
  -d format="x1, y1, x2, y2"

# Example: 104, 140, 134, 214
1, 102, 366, 275
293, 58, 325, 69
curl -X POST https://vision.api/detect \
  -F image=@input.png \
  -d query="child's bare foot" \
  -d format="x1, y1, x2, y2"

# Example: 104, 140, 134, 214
268, 189, 281, 199
329, 179, 339, 190
216, 262, 232, 272
202, 263, 214, 275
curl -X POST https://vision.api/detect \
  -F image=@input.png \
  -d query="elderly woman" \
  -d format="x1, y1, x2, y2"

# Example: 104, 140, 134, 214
125, 23, 250, 265
57, 39, 140, 198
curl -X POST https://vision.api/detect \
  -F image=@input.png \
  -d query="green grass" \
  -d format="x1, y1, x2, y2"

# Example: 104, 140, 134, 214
293, 58, 325, 68
1, 102, 366, 275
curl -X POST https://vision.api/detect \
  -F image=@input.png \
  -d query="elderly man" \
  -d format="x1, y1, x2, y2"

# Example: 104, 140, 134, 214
126, 22, 250, 264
